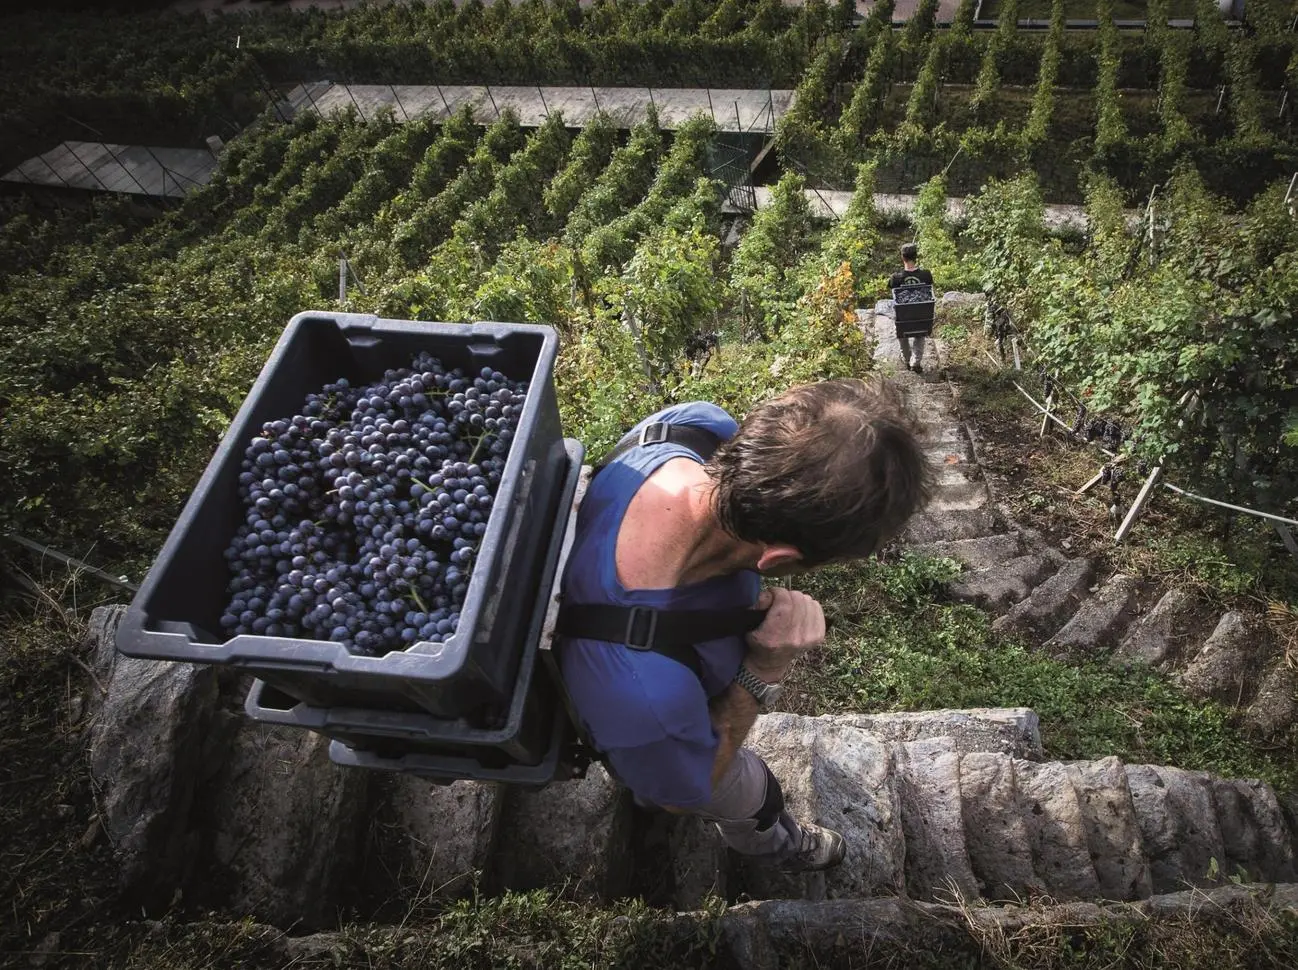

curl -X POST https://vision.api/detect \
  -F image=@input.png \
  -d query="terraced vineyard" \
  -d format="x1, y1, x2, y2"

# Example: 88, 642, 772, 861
2, 1, 1298, 967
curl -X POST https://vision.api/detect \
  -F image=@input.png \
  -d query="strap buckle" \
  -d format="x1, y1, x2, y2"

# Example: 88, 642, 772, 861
623, 606, 658, 650
639, 422, 670, 446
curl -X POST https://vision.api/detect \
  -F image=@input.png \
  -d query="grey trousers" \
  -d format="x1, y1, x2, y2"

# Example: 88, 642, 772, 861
688, 747, 801, 858
898, 334, 925, 364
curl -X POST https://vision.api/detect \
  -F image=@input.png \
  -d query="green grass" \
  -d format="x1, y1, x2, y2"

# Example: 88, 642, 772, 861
784, 554, 1298, 794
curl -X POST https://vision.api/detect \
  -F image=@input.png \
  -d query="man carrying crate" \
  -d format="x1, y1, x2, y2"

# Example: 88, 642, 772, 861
888, 243, 935, 375
555, 378, 932, 873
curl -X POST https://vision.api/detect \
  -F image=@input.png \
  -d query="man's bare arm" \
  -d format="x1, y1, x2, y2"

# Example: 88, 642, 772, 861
659, 587, 821, 813
659, 679, 768, 815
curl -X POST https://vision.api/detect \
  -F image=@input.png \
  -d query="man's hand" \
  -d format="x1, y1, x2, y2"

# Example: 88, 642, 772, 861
744, 587, 826, 683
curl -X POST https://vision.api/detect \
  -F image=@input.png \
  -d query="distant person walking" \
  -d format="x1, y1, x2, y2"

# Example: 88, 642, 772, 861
888, 243, 934, 375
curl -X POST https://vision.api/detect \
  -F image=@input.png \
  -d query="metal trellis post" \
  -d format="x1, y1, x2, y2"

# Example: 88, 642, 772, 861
390, 84, 410, 123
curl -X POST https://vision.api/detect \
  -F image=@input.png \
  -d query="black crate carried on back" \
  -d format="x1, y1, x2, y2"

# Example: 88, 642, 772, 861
241, 438, 587, 787
114, 311, 570, 728
891, 283, 936, 338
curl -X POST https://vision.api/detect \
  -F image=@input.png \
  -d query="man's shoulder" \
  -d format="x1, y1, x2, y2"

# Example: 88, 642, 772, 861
648, 401, 737, 430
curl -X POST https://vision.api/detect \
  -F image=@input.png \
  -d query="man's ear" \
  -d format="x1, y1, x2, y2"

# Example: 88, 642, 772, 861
755, 544, 803, 574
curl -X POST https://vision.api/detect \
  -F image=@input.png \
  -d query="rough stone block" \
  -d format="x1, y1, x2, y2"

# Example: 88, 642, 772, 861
1179, 612, 1270, 705
959, 752, 1040, 902
949, 554, 1058, 612
491, 763, 632, 899
87, 605, 220, 905
202, 721, 370, 929
381, 776, 503, 898
670, 814, 728, 911
1045, 574, 1141, 656
1242, 663, 1298, 739
1064, 757, 1152, 901
891, 738, 980, 902
1014, 760, 1100, 900
992, 558, 1096, 641
839, 708, 1043, 759
1113, 587, 1203, 669
738, 714, 905, 902
917, 532, 1028, 573
1124, 764, 1225, 893
1209, 778, 1297, 884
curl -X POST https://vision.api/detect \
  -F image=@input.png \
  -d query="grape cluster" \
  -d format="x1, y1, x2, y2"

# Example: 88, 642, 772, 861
218, 352, 527, 656
893, 286, 935, 306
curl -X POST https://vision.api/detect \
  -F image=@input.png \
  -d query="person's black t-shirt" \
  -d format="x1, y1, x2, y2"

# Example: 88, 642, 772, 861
890, 267, 934, 289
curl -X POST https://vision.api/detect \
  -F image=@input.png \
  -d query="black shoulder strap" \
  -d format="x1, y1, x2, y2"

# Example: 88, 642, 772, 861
555, 604, 767, 681
593, 421, 724, 476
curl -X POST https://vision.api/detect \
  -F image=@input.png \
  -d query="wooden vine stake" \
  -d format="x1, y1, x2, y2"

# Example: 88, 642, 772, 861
1039, 389, 1053, 438
1115, 464, 1163, 543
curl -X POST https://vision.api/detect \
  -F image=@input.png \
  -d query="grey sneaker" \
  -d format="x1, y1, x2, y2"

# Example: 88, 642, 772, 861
778, 821, 847, 873
911, 360, 924, 375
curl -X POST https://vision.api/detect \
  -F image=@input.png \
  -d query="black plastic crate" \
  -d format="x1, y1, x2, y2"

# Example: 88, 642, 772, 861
326, 707, 573, 788
242, 437, 585, 768
115, 311, 570, 725
891, 283, 936, 338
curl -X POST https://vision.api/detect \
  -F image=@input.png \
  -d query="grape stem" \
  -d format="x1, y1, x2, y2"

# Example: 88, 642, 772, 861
411, 589, 429, 613
411, 475, 443, 495
468, 432, 490, 465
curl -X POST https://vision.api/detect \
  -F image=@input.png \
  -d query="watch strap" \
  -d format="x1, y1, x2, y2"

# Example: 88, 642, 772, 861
734, 664, 782, 707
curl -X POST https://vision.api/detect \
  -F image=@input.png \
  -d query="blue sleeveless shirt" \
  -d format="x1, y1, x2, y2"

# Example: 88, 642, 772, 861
555, 402, 760, 808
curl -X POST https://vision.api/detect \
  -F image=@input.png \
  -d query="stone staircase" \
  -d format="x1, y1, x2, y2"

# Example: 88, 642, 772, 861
862, 301, 1297, 740
480, 708, 1298, 915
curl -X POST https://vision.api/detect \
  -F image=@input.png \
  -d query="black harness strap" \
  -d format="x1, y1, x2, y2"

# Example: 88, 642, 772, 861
558, 420, 767, 678
592, 421, 727, 476
555, 604, 768, 680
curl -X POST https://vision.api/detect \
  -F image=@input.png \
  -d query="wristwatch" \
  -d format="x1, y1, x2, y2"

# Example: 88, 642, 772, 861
734, 664, 784, 709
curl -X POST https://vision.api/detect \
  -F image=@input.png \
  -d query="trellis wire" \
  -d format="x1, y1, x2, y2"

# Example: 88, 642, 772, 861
982, 301, 1298, 546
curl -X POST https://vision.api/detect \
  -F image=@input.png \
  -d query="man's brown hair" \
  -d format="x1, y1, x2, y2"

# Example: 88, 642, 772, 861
707, 378, 933, 565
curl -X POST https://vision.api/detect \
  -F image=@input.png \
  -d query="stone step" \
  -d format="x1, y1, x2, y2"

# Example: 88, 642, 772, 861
703, 884, 1298, 970
227, 884, 1298, 970
891, 737, 980, 902
671, 710, 1042, 910
736, 714, 905, 902
926, 484, 991, 514
1014, 760, 1102, 900
1112, 586, 1205, 670
837, 709, 1042, 759
1065, 757, 1153, 901
904, 505, 998, 543
1242, 662, 1298, 738
923, 442, 976, 469
992, 558, 1096, 641
378, 776, 503, 901
671, 814, 729, 912
490, 763, 632, 900
1178, 612, 1273, 707
948, 553, 1059, 613
1043, 574, 1141, 657
914, 532, 1030, 571
958, 752, 1040, 902
1210, 777, 1298, 884
932, 461, 979, 488
1124, 764, 1227, 893
201, 721, 370, 928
